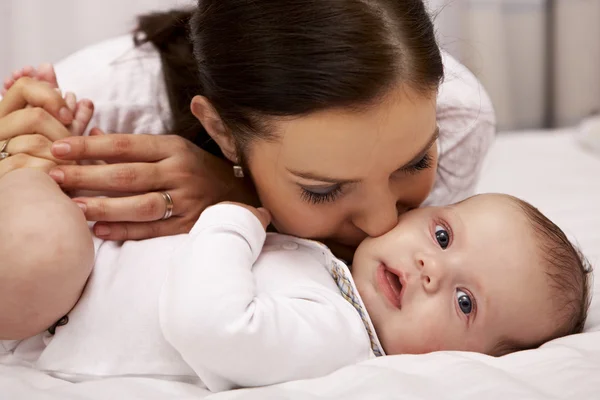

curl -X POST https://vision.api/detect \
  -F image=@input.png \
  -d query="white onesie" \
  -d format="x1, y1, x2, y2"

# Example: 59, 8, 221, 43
0, 204, 383, 392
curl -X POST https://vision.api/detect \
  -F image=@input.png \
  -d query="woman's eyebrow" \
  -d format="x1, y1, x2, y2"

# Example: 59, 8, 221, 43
288, 126, 440, 183
287, 170, 359, 184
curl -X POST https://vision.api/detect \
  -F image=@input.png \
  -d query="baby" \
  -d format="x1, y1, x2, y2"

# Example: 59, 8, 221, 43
0, 69, 592, 392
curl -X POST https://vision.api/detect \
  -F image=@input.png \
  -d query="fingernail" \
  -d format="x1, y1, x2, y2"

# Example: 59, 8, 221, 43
49, 169, 64, 183
65, 92, 76, 112
95, 225, 111, 237
59, 107, 73, 122
74, 201, 87, 213
53, 142, 71, 156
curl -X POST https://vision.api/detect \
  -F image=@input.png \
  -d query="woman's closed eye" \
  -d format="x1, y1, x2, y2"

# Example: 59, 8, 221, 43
300, 184, 343, 205
399, 153, 433, 175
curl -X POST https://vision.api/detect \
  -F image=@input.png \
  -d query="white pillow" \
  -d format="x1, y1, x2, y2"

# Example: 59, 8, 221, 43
579, 116, 600, 156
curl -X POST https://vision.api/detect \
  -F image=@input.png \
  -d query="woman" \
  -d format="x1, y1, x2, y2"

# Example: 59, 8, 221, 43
0, 0, 494, 333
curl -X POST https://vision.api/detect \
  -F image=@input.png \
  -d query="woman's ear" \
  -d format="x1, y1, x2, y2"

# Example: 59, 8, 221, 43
191, 95, 238, 162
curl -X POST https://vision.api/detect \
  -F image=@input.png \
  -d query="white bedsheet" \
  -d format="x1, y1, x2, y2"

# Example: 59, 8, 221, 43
2, 129, 599, 399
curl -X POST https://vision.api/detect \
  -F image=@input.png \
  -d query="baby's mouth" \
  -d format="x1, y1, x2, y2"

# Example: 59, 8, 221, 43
377, 264, 404, 309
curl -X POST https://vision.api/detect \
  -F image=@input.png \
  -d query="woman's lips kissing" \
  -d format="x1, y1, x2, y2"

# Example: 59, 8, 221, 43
377, 263, 404, 309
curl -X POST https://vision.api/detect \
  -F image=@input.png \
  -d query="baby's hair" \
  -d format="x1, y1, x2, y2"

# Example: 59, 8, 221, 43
492, 196, 592, 356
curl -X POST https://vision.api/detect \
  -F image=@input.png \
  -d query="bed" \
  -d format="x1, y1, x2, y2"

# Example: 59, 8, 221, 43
2, 127, 599, 399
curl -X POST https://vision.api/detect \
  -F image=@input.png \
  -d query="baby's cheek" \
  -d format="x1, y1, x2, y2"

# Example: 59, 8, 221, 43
412, 312, 455, 353
404, 330, 447, 354
381, 312, 444, 355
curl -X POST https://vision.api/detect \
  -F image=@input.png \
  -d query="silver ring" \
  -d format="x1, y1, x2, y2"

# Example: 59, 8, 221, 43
0, 139, 9, 153
160, 191, 174, 220
0, 138, 10, 159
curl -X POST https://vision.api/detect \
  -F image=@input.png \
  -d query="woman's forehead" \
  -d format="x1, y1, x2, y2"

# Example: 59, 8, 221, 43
267, 88, 437, 179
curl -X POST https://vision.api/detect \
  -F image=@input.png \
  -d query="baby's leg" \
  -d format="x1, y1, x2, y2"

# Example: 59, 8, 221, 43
0, 169, 95, 340
2, 64, 93, 137
2, 64, 58, 96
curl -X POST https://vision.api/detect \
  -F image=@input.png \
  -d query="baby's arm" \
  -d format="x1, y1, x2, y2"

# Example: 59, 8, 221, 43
0, 169, 94, 339
160, 204, 370, 392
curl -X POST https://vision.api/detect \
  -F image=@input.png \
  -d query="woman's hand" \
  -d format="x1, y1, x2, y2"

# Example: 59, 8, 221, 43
0, 77, 76, 176
49, 133, 259, 240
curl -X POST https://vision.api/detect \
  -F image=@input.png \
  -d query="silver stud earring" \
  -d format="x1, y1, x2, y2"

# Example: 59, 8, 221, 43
233, 159, 244, 178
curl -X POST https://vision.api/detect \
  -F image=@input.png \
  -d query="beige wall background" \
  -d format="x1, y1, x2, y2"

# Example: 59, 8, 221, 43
0, 0, 193, 79
428, 0, 600, 130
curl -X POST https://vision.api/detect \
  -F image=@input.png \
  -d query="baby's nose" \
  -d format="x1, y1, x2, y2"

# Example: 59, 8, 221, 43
417, 255, 444, 293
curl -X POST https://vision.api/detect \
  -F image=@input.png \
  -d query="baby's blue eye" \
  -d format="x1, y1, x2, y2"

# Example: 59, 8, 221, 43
435, 225, 450, 249
456, 290, 473, 315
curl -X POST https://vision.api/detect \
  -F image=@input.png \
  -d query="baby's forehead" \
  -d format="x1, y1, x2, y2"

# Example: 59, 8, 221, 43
450, 195, 531, 238
454, 195, 551, 303
452, 193, 520, 213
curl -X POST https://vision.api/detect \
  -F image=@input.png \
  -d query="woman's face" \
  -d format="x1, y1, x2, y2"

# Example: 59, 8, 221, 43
247, 86, 438, 248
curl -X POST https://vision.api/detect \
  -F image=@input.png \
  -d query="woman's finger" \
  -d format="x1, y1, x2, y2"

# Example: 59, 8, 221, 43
0, 153, 57, 177
0, 77, 73, 124
0, 107, 72, 142
92, 218, 194, 241
51, 134, 184, 162
48, 162, 165, 192
3, 134, 74, 164
73, 192, 176, 222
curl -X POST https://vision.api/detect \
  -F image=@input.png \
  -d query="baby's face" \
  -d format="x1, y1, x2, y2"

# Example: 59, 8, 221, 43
352, 194, 556, 355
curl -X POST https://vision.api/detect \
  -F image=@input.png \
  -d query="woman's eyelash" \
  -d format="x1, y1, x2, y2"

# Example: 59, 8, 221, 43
300, 186, 343, 205
404, 153, 433, 174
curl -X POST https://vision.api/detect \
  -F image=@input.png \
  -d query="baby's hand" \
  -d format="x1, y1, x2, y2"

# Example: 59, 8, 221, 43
218, 202, 271, 230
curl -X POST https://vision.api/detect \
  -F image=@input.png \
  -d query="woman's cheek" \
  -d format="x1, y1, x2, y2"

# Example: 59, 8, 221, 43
272, 201, 333, 238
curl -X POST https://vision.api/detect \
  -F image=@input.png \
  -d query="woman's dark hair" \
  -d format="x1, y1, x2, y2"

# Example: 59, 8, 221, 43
134, 0, 443, 158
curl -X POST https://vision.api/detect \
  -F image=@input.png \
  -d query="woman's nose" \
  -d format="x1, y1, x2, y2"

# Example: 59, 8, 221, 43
352, 196, 400, 238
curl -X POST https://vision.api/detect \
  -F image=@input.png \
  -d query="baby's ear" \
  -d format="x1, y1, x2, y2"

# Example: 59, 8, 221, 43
191, 96, 237, 162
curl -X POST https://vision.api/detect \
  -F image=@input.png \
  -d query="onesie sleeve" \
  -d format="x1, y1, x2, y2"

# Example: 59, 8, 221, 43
159, 204, 371, 392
